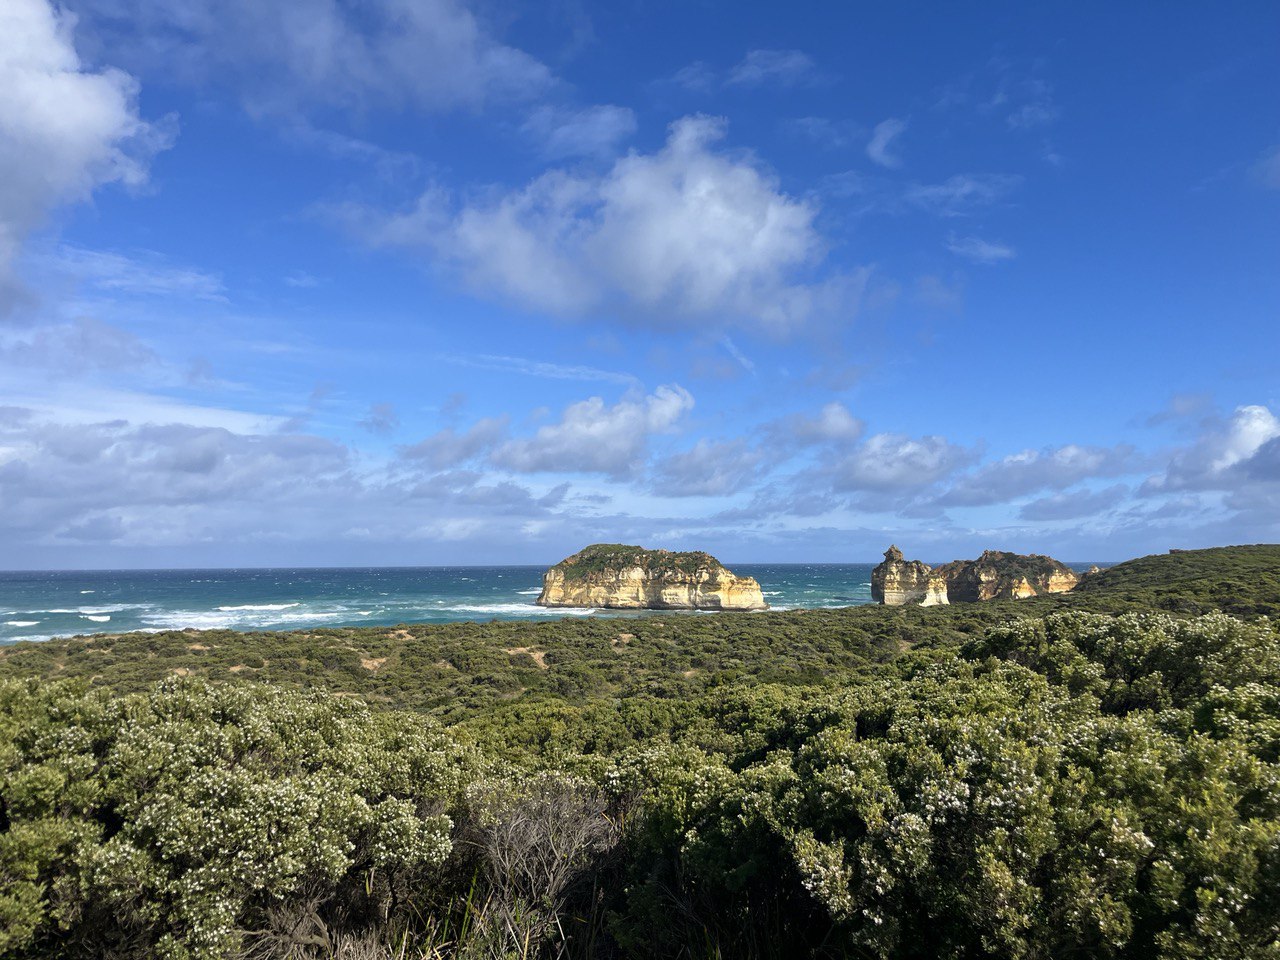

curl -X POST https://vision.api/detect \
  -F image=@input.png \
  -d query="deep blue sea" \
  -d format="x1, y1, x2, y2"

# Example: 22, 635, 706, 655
0, 564, 882, 644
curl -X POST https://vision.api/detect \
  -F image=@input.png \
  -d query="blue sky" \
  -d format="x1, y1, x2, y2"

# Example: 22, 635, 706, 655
1, 0, 1278, 567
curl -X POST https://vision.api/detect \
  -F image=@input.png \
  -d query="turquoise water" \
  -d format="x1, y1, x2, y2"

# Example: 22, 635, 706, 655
0, 564, 880, 644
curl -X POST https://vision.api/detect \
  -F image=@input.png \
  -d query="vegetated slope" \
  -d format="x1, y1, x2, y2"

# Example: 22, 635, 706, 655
3, 610, 1279, 958
1071, 543, 1280, 615
1, 546, 1277, 714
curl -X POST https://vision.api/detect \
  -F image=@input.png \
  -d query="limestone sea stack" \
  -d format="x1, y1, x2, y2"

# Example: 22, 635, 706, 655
871, 545, 1079, 606
537, 544, 768, 610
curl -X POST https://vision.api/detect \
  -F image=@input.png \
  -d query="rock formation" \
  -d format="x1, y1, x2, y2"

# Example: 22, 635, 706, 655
872, 546, 1080, 606
537, 544, 767, 611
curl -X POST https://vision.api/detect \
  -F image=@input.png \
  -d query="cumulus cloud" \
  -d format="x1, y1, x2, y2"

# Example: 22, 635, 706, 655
400, 416, 509, 470
0, 410, 581, 558
946, 234, 1016, 264
768, 401, 864, 449
0, 317, 156, 372
939, 444, 1138, 506
866, 118, 907, 169
651, 439, 764, 497
830, 432, 973, 492
1018, 484, 1127, 521
492, 385, 693, 478
0, 0, 168, 298
522, 104, 637, 159
1153, 404, 1280, 491
358, 116, 836, 330
71, 0, 552, 115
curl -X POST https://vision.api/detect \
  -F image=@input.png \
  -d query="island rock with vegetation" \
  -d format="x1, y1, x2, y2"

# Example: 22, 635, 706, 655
537, 543, 767, 610
873, 545, 1079, 605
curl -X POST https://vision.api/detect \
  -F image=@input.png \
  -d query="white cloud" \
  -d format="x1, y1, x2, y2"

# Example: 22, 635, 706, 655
54, 245, 226, 299
1209, 405, 1280, 472
399, 416, 509, 469
940, 444, 1138, 506
522, 104, 637, 159
492, 385, 693, 477
74, 0, 552, 115
1018, 485, 1127, 521
904, 174, 1021, 217
444, 353, 637, 385
946, 234, 1016, 264
0, 317, 156, 372
774, 402, 864, 446
0, 0, 168, 297
866, 118, 907, 169
831, 433, 972, 492
726, 49, 816, 88
651, 439, 764, 497
360, 116, 834, 330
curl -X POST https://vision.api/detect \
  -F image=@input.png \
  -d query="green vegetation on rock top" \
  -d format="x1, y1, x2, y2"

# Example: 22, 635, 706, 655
550, 543, 730, 580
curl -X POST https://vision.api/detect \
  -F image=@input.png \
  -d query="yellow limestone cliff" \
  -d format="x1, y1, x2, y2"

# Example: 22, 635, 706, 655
871, 546, 1079, 606
537, 544, 768, 610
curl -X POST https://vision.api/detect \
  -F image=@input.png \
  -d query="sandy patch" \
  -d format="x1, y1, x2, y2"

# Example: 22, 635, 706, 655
505, 647, 549, 669
361, 656, 388, 671
187, 643, 211, 651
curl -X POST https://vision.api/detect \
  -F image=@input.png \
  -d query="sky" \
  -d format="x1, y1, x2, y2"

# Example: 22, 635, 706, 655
0, 0, 1278, 569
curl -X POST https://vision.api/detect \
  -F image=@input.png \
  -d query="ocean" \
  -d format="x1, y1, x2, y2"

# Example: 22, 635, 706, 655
0, 564, 881, 645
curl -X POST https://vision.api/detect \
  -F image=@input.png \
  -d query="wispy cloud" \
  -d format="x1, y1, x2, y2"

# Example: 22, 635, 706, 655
946, 234, 1016, 264
726, 49, 817, 88
668, 49, 818, 93
904, 173, 1022, 217
521, 104, 637, 159
719, 336, 756, 375
55, 245, 226, 300
445, 353, 638, 386
866, 118, 907, 168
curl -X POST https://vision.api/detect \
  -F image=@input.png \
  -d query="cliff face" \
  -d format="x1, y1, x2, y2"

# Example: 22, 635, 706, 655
870, 545, 944, 605
872, 547, 1079, 606
537, 544, 767, 611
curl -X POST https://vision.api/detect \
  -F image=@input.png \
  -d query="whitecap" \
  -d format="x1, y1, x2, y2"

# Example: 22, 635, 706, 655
435, 602, 597, 616
5, 620, 40, 627
80, 590, 96, 594
81, 615, 111, 623
215, 602, 301, 612
516, 589, 542, 595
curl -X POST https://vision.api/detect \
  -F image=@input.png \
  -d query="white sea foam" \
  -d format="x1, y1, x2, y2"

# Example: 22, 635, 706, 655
215, 602, 301, 612
436, 602, 597, 616
80, 590, 95, 594
516, 589, 542, 595
6, 620, 40, 627
81, 615, 111, 623
42, 605, 134, 615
